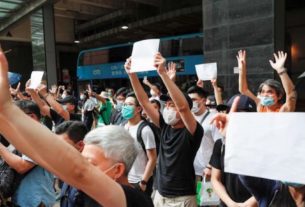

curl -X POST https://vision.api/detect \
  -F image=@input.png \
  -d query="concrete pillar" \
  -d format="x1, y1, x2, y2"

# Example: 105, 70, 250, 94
202, 0, 285, 98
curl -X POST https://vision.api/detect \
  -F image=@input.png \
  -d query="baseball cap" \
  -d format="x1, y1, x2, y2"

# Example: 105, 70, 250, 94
160, 93, 193, 110
221, 94, 256, 112
57, 95, 77, 105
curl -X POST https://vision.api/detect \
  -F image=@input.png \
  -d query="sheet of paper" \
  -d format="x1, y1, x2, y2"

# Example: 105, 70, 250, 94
233, 67, 239, 74
130, 39, 160, 73
298, 71, 305, 79
8, 72, 22, 85
225, 113, 305, 184
195, 63, 217, 80
29, 71, 44, 89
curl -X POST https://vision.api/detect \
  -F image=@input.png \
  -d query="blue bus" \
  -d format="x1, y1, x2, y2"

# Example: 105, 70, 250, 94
76, 33, 204, 90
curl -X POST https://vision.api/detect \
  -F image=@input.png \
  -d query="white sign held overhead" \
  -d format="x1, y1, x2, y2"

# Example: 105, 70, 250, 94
195, 63, 217, 81
130, 39, 160, 73
225, 113, 305, 184
29, 71, 44, 89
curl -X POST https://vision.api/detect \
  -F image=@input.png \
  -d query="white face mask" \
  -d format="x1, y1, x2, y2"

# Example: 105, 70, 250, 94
80, 94, 85, 100
191, 102, 200, 113
150, 89, 157, 97
162, 108, 179, 125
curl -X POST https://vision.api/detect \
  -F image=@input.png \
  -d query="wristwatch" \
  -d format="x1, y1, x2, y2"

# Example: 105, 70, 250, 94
140, 180, 147, 185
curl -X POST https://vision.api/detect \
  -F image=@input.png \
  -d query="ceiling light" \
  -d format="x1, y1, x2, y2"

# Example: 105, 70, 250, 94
121, 25, 128, 30
74, 40, 80, 44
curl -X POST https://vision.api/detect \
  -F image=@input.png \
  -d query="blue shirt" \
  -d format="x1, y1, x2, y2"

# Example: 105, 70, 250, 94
13, 159, 56, 207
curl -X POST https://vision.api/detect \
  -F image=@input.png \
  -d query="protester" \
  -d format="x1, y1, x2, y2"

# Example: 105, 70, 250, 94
123, 92, 157, 195
124, 53, 203, 207
238, 50, 296, 112
0, 49, 154, 207
209, 95, 257, 207
110, 87, 129, 125
187, 86, 221, 181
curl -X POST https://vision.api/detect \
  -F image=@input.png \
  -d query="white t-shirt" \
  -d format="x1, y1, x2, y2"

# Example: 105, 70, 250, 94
193, 110, 222, 176
125, 120, 156, 183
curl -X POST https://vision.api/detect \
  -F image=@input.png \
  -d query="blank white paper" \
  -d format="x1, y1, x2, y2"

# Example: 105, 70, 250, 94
225, 112, 305, 184
130, 39, 160, 73
29, 71, 44, 89
195, 63, 217, 81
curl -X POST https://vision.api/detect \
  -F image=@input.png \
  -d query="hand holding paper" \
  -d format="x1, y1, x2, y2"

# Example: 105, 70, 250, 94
130, 39, 160, 73
195, 63, 217, 81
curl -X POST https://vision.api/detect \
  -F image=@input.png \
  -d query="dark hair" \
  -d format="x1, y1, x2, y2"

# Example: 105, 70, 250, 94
55, 121, 88, 143
15, 100, 41, 120
152, 82, 162, 91
115, 87, 129, 98
150, 99, 161, 110
258, 79, 284, 98
187, 86, 209, 99
126, 92, 140, 106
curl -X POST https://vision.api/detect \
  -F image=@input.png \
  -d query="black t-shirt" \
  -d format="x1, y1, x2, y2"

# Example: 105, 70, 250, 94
50, 108, 81, 126
157, 115, 203, 196
209, 139, 252, 206
64, 185, 154, 207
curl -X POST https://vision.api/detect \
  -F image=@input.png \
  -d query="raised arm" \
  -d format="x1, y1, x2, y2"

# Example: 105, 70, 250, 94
269, 51, 297, 112
155, 53, 197, 135
26, 87, 51, 117
38, 84, 70, 120
0, 143, 35, 174
237, 50, 260, 105
211, 79, 223, 105
0, 50, 126, 207
124, 58, 160, 127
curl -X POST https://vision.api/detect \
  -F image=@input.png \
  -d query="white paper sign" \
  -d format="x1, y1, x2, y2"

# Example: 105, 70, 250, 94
130, 39, 160, 73
225, 113, 305, 184
195, 63, 217, 80
233, 67, 239, 74
29, 71, 44, 89
298, 71, 305, 79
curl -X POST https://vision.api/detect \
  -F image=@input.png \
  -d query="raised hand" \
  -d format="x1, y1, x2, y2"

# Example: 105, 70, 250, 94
37, 83, 48, 97
166, 62, 176, 81
196, 79, 204, 88
124, 57, 132, 74
269, 51, 287, 72
49, 84, 57, 94
142, 76, 150, 86
236, 50, 246, 70
154, 52, 166, 75
210, 96, 240, 137
0, 49, 12, 111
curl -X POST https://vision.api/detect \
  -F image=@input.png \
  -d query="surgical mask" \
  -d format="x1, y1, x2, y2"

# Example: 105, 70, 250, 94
121, 105, 135, 120
281, 181, 304, 188
162, 108, 179, 125
191, 102, 200, 113
80, 95, 85, 100
62, 94, 67, 99
150, 89, 157, 97
259, 96, 275, 106
116, 100, 124, 111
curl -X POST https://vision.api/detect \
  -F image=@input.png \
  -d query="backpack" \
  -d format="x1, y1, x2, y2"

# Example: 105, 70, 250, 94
60, 183, 85, 207
136, 120, 160, 155
0, 150, 23, 199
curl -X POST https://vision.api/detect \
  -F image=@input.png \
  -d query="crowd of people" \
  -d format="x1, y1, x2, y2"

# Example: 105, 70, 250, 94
0, 46, 303, 207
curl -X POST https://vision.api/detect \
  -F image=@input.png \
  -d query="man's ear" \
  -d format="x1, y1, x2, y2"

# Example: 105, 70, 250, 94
75, 141, 85, 152
114, 163, 126, 180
